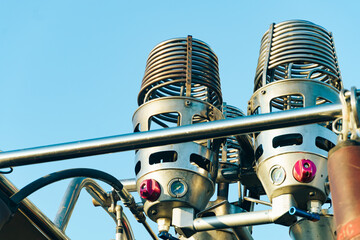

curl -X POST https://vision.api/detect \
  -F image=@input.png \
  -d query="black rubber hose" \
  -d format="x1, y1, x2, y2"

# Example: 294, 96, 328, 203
10, 168, 123, 205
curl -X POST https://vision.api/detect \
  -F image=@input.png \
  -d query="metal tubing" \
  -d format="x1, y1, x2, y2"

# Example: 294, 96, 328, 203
288, 207, 320, 221
54, 177, 113, 231
119, 178, 137, 192
53, 177, 156, 240
243, 196, 272, 207
143, 221, 159, 240
0, 103, 342, 168
191, 210, 274, 231
59, 178, 136, 240
114, 187, 158, 240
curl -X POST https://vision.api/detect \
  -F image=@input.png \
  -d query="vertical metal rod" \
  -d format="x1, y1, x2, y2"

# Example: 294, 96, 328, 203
185, 35, 193, 97
261, 23, 274, 88
217, 183, 229, 200
115, 205, 124, 240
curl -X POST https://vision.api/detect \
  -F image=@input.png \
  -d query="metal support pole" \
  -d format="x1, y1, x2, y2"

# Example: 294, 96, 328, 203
0, 103, 342, 168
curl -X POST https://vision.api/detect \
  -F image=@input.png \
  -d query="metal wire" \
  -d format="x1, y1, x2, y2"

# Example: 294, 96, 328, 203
138, 36, 222, 108
254, 20, 342, 92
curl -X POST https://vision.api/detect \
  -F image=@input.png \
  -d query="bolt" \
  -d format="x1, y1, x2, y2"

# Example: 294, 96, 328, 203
151, 209, 158, 215
261, 90, 266, 94
185, 100, 192, 107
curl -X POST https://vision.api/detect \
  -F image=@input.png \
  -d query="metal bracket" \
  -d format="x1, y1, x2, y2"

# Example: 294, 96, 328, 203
333, 87, 360, 141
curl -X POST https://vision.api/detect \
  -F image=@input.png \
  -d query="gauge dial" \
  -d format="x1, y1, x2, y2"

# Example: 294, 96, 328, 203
168, 178, 188, 198
270, 165, 286, 185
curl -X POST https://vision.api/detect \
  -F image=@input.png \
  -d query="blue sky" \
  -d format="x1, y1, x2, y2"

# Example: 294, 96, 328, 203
0, 1, 359, 239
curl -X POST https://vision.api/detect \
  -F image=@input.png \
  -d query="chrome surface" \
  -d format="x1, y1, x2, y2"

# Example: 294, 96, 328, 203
0, 23, 359, 240
138, 169, 214, 222
289, 215, 336, 240
133, 97, 223, 182
254, 20, 342, 91
219, 103, 254, 172
192, 210, 273, 231
134, 36, 225, 225
183, 194, 296, 232
119, 178, 137, 192
0, 102, 342, 169
53, 177, 155, 240
249, 20, 342, 214
54, 178, 116, 232
115, 187, 159, 240
180, 200, 253, 240
138, 36, 222, 108
133, 98, 223, 222
243, 196, 271, 207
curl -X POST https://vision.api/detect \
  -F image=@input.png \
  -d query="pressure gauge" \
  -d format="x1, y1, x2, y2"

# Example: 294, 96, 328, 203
270, 165, 286, 185
168, 178, 188, 198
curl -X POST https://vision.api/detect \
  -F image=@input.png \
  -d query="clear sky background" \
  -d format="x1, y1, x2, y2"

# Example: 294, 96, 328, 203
0, 1, 359, 239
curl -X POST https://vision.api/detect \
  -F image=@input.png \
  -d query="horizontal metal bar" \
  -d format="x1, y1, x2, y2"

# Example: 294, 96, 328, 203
119, 178, 137, 192
192, 210, 274, 231
0, 103, 342, 168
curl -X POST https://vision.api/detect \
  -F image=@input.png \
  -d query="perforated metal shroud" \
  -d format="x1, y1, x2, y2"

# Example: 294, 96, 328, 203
248, 20, 343, 209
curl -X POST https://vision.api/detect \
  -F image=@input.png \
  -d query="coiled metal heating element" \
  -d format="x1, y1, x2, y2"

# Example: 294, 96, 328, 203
138, 36, 222, 106
254, 20, 342, 92
219, 104, 245, 165
137, 36, 222, 129
133, 36, 223, 227
248, 20, 343, 211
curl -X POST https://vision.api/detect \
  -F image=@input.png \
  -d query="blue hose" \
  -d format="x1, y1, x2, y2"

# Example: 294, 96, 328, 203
289, 206, 320, 221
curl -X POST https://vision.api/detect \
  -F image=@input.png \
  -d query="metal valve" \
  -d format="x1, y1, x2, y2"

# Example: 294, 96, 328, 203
293, 159, 317, 183
140, 179, 161, 202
